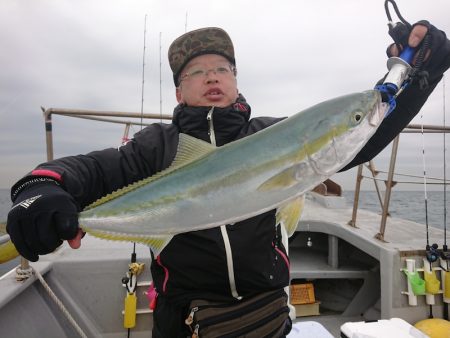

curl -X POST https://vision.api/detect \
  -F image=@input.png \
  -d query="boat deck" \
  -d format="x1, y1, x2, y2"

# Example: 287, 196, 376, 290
298, 194, 444, 256
0, 193, 446, 337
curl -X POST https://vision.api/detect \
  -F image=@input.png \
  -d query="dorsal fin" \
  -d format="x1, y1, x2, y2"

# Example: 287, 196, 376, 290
170, 133, 216, 167
84, 133, 216, 211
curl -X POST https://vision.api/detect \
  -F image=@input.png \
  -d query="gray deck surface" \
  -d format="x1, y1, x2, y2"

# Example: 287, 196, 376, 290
299, 195, 444, 254
0, 193, 446, 337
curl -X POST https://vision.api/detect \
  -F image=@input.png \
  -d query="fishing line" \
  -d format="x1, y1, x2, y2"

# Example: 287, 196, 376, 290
159, 32, 163, 123
133, 14, 148, 262
140, 14, 148, 131
419, 94, 435, 318
420, 113, 430, 247
442, 74, 449, 321
126, 19, 148, 338
443, 74, 448, 255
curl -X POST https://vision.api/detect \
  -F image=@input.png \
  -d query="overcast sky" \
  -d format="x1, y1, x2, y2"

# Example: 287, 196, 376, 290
0, 0, 449, 193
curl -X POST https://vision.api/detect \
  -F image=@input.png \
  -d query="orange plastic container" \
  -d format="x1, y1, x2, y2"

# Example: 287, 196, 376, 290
290, 283, 316, 305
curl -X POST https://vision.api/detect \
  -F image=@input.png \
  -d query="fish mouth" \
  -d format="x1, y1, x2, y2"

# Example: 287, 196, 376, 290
369, 93, 389, 127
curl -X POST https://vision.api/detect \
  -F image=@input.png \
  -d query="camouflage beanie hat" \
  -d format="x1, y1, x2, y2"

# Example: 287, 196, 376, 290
168, 27, 235, 86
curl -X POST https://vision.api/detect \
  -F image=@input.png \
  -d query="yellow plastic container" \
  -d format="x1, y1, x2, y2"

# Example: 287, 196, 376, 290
424, 270, 440, 294
445, 271, 450, 299
415, 318, 450, 338
124, 292, 137, 329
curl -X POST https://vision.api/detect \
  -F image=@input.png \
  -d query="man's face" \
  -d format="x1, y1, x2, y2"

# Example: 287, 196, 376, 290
176, 54, 239, 108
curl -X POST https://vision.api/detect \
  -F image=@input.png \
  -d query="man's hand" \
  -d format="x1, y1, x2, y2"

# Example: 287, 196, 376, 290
387, 20, 450, 83
388, 23, 429, 58
6, 182, 80, 262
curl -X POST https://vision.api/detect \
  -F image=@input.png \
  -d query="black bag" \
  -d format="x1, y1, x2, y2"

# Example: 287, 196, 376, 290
184, 289, 289, 338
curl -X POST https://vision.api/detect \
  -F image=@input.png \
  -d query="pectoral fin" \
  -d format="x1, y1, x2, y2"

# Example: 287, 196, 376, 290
276, 196, 305, 237
258, 163, 308, 192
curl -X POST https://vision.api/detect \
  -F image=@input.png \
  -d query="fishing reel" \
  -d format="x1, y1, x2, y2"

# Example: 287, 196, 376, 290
426, 243, 440, 263
441, 244, 450, 261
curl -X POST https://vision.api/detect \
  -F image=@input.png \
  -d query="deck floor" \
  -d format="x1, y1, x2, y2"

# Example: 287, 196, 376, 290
299, 195, 445, 254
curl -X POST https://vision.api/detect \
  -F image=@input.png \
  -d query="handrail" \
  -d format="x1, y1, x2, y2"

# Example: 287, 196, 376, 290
41, 107, 172, 161
351, 124, 450, 242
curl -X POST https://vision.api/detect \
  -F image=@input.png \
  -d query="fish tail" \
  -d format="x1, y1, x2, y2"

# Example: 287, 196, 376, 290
0, 239, 20, 264
0, 221, 19, 263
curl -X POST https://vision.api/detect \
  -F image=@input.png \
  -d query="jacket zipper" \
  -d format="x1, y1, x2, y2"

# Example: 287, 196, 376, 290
206, 107, 216, 146
273, 242, 290, 270
207, 106, 241, 300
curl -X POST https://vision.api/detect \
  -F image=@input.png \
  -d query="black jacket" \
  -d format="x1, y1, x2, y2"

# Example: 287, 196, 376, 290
12, 79, 439, 305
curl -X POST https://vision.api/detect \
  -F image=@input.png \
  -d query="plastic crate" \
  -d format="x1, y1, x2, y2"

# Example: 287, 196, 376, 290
290, 283, 315, 305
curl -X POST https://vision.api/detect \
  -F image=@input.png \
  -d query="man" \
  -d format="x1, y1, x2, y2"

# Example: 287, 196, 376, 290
7, 24, 450, 337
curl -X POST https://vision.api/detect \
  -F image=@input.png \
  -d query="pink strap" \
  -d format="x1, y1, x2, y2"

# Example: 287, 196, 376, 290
32, 169, 62, 182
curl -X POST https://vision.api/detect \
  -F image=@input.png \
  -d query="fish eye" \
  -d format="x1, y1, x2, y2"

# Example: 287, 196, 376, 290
352, 111, 363, 123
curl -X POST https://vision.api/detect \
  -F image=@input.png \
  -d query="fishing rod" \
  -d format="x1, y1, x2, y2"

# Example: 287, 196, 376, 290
442, 75, 448, 260
419, 97, 441, 319
140, 14, 148, 131
440, 75, 449, 321
159, 31, 163, 123
123, 14, 149, 337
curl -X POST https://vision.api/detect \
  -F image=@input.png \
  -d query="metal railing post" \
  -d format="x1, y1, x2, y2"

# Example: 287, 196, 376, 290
349, 164, 364, 227
375, 135, 400, 242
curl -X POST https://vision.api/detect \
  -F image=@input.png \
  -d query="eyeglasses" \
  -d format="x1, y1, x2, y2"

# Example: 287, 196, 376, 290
179, 64, 237, 83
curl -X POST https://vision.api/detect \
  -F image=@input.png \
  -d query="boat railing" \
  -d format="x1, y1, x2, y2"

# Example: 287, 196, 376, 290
15, 109, 450, 271
350, 124, 450, 242
41, 107, 173, 160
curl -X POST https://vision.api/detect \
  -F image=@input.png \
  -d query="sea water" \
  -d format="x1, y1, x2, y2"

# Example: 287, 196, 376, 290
342, 190, 449, 230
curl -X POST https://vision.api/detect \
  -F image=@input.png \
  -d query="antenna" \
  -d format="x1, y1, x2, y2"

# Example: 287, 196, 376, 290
140, 14, 148, 131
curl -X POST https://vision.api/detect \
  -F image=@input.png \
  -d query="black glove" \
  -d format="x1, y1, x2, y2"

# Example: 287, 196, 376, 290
387, 20, 450, 84
6, 181, 79, 262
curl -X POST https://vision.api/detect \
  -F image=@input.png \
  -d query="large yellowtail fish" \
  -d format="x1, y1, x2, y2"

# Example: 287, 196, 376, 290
80, 90, 386, 255
0, 90, 387, 262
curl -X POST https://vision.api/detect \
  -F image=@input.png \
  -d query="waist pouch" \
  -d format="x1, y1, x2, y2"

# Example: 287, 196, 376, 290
185, 289, 289, 338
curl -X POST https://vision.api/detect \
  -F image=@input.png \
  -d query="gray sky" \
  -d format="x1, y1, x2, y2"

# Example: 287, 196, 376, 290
0, 0, 449, 192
